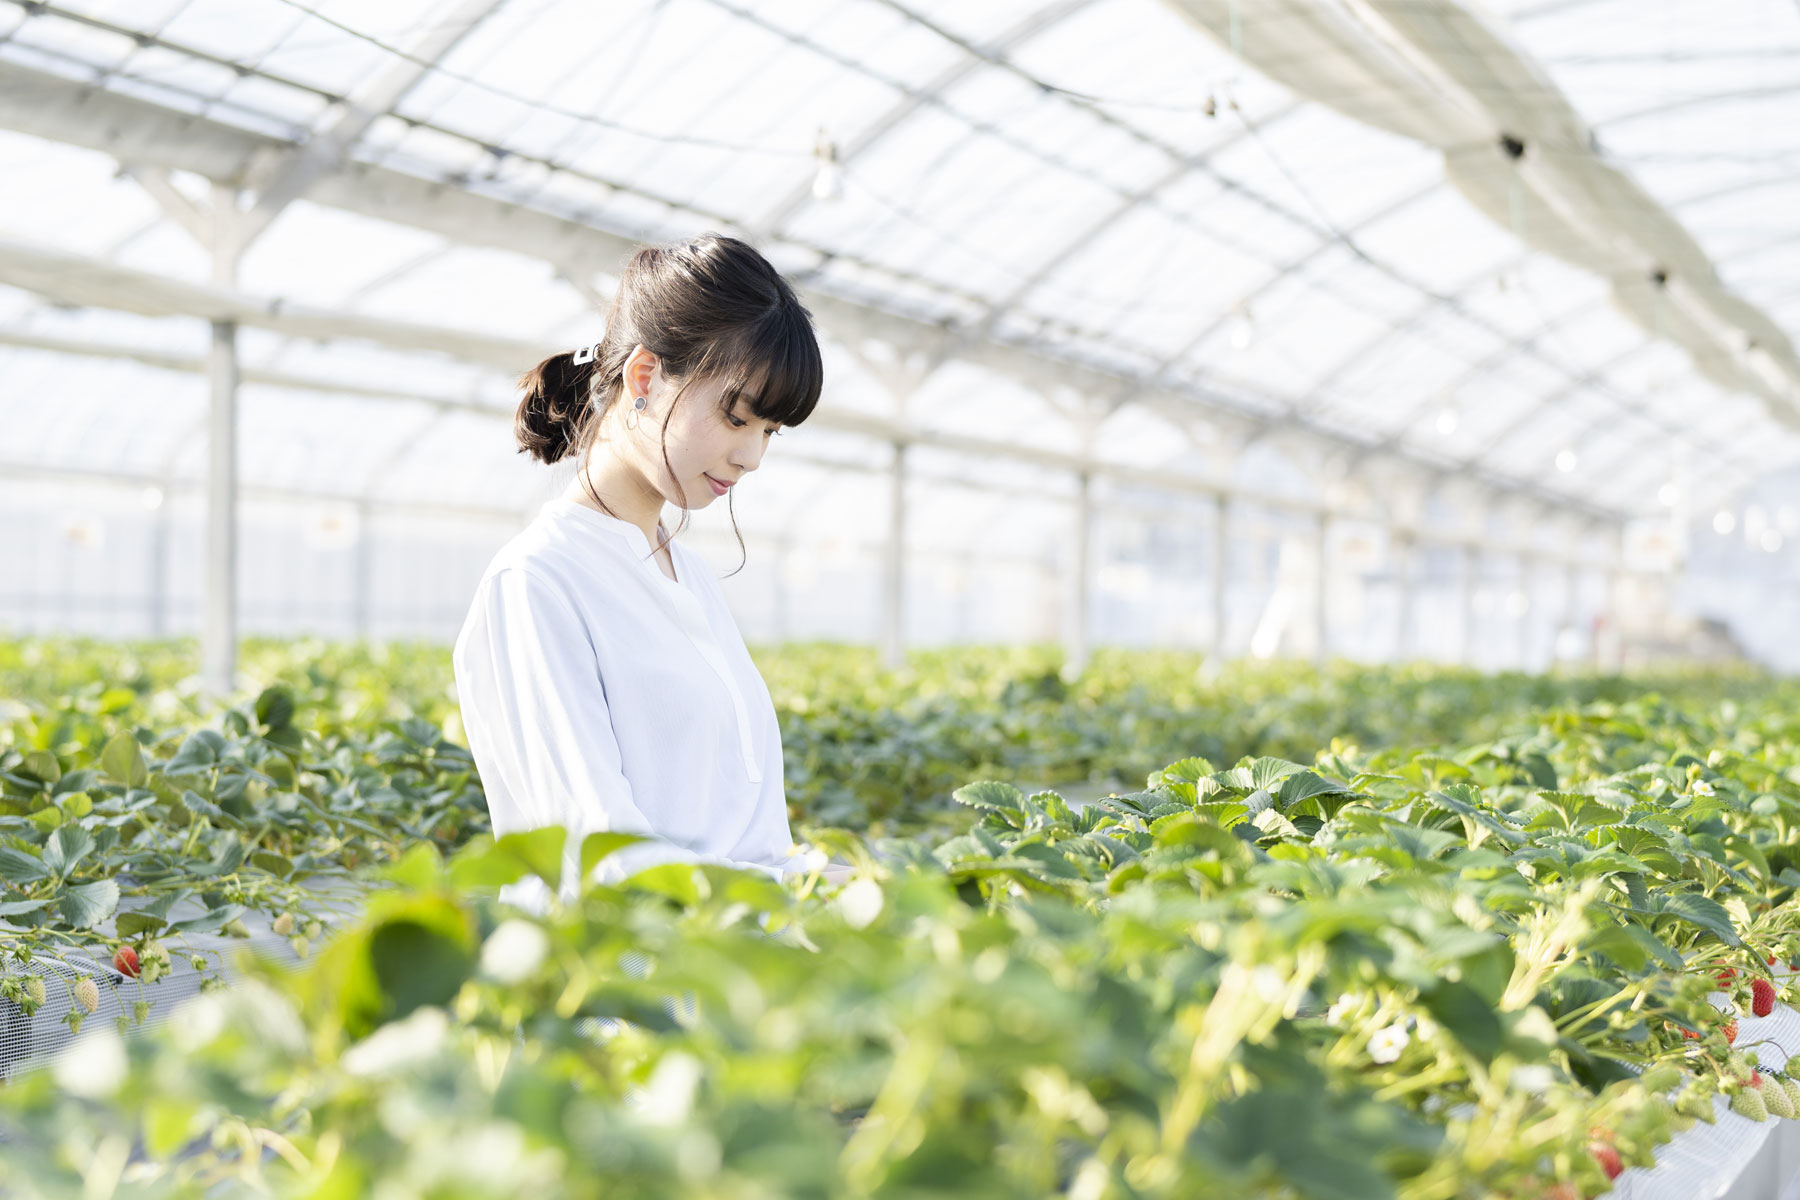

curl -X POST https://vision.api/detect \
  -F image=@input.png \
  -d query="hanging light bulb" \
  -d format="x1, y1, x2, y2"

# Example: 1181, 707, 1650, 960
811, 131, 843, 203
1554, 446, 1578, 473
1434, 406, 1459, 437
1228, 306, 1255, 351
1657, 481, 1680, 507
1713, 509, 1737, 535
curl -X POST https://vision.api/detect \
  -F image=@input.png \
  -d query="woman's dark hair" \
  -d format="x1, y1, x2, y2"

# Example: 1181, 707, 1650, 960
514, 233, 823, 572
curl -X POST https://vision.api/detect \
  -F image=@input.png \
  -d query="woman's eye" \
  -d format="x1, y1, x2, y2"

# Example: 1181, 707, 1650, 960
727, 414, 747, 428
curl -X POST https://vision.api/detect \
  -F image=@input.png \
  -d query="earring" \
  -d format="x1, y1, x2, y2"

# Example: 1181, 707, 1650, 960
634, 395, 647, 410
624, 396, 644, 431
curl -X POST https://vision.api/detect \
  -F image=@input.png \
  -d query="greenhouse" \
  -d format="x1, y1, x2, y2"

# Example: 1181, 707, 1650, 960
2, 0, 1800, 1196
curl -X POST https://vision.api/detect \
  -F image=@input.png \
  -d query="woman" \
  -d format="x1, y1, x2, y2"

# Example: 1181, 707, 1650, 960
453, 234, 828, 914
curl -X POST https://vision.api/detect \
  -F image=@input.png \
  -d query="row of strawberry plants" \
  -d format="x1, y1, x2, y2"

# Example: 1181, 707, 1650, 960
2, 683, 1798, 1196
3, 638, 1769, 833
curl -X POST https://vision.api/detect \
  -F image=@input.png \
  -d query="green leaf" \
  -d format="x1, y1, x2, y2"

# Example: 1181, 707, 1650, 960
0, 847, 48, 884
19, 751, 60, 786
166, 904, 247, 935
625, 862, 704, 907
1421, 979, 1505, 1060
41, 825, 95, 880
255, 686, 297, 733
99, 732, 148, 788
448, 827, 567, 893
579, 832, 647, 886
57, 879, 120, 929
114, 911, 167, 937
1275, 770, 1355, 808
952, 781, 1024, 814
1653, 892, 1742, 947
0, 896, 54, 917
249, 851, 295, 879
378, 842, 442, 891
164, 731, 226, 774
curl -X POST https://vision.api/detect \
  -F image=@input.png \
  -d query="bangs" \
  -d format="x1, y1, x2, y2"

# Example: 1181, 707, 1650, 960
693, 303, 823, 428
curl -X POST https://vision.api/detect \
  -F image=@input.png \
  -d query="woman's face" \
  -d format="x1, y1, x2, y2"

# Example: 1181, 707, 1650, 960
615, 349, 782, 511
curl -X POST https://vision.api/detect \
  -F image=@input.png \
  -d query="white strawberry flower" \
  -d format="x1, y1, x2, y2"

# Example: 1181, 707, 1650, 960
1511, 1064, 1555, 1094
837, 878, 884, 930
479, 919, 549, 985
1327, 994, 1357, 1026
1368, 1022, 1410, 1064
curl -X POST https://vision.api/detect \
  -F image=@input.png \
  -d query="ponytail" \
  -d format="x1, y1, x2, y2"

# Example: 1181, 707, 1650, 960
514, 347, 607, 464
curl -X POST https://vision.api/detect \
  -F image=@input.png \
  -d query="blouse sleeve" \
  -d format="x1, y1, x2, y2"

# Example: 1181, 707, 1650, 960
453, 566, 786, 912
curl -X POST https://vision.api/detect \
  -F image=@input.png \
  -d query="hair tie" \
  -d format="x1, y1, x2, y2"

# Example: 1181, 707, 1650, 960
571, 342, 600, 365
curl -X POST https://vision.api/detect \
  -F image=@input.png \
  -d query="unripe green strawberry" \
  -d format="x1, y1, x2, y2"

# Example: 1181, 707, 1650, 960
132, 1001, 149, 1025
1734, 1087, 1769, 1122
271, 912, 294, 937
289, 935, 310, 959
74, 977, 99, 1013
304, 920, 323, 941
24, 976, 45, 1007
223, 919, 251, 939
1764, 1078, 1797, 1119
1783, 1077, 1800, 1112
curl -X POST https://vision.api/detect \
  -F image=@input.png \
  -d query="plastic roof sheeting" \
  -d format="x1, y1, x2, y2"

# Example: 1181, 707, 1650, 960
0, 0, 1794, 544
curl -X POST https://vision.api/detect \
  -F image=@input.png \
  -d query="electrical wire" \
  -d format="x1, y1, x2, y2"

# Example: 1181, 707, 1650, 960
261, 0, 810, 158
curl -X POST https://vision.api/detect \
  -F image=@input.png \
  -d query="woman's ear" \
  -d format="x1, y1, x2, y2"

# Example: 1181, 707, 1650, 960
622, 344, 658, 402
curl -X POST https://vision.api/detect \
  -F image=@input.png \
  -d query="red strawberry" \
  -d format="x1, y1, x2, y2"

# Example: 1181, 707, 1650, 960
1768, 955, 1778, 967
1589, 1141, 1624, 1180
1751, 1072, 1765, 1088
1725, 1019, 1739, 1044
112, 946, 139, 979
1716, 968, 1738, 983
1753, 978, 1777, 1018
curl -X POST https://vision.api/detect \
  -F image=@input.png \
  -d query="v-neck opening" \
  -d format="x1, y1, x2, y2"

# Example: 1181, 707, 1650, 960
651, 526, 680, 586
546, 500, 685, 589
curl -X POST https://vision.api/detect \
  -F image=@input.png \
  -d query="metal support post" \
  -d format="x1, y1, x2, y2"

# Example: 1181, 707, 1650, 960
202, 318, 238, 694
1458, 546, 1478, 667
148, 500, 169, 638
1313, 512, 1329, 666
1392, 534, 1415, 663
351, 501, 373, 640
1210, 494, 1229, 664
880, 442, 906, 670
1062, 471, 1093, 681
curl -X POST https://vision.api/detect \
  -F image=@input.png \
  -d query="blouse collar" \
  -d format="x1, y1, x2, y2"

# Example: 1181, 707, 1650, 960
545, 499, 681, 580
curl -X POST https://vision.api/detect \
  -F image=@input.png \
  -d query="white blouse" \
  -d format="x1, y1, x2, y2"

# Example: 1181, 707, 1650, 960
452, 497, 799, 914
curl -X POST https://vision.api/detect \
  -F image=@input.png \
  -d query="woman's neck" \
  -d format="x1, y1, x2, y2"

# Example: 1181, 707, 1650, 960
569, 448, 665, 548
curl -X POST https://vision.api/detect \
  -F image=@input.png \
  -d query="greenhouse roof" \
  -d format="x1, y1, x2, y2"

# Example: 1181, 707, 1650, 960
0, 0, 1795, 532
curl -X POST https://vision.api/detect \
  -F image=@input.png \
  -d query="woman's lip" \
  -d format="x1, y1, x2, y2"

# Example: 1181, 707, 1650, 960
705, 473, 732, 495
